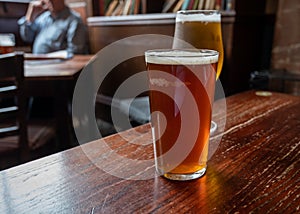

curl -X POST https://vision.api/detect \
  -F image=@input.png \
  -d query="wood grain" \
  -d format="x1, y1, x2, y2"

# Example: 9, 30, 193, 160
0, 90, 299, 213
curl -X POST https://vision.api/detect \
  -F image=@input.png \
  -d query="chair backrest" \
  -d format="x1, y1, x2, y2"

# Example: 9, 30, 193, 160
0, 52, 29, 160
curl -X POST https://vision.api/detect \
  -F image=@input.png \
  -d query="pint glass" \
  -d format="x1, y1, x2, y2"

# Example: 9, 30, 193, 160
145, 49, 218, 180
173, 10, 223, 79
0, 34, 15, 54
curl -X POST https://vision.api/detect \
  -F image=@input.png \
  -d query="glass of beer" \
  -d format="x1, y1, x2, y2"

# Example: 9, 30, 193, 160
145, 49, 219, 180
173, 10, 223, 134
0, 34, 15, 54
173, 10, 223, 79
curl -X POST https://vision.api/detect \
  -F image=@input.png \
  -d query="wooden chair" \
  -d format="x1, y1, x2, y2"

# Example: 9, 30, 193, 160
0, 52, 56, 170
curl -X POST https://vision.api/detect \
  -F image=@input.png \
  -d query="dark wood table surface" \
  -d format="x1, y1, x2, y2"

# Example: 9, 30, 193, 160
0, 90, 299, 213
24, 55, 94, 148
24, 55, 94, 80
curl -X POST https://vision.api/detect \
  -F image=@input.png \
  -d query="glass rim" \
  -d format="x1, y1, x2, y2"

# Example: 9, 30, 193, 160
145, 49, 219, 57
176, 10, 221, 15
145, 49, 219, 65
175, 10, 221, 22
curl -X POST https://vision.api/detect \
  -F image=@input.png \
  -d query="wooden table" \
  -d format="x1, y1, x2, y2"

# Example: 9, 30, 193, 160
24, 55, 93, 79
24, 55, 94, 148
0, 90, 299, 213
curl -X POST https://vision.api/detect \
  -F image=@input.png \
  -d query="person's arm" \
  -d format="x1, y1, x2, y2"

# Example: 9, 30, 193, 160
26, 0, 47, 23
18, 17, 38, 43
18, 0, 47, 43
66, 19, 89, 54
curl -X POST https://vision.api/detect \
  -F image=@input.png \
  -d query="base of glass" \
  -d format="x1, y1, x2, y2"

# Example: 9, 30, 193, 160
162, 167, 207, 181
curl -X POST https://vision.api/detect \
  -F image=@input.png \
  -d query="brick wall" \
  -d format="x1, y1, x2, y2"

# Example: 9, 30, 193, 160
271, 0, 300, 95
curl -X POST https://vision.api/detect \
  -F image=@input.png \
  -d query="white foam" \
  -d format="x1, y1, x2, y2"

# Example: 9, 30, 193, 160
0, 35, 15, 46
145, 49, 218, 65
0, 40, 14, 46
176, 10, 220, 22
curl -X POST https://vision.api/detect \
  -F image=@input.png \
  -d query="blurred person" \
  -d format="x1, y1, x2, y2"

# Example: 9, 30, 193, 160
18, 0, 89, 118
18, 0, 89, 55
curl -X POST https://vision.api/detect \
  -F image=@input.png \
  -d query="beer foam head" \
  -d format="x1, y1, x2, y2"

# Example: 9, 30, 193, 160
145, 49, 219, 65
0, 34, 15, 47
176, 10, 221, 22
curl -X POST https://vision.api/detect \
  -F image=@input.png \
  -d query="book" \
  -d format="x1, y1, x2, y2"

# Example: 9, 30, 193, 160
129, 0, 136, 14
112, 0, 125, 15
187, 0, 195, 10
123, 0, 132, 15
172, 0, 184, 12
141, 0, 147, 14
162, 0, 178, 13
105, 0, 119, 16
98, 0, 106, 16
181, 0, 190, 10
192, 0, 199, 10
210, 0, 215, 9
134, 0, 140, 14
204, 0, 211, 9
215, 0, 221, 10
99, 0, 114, 16
198, 0, 205, 9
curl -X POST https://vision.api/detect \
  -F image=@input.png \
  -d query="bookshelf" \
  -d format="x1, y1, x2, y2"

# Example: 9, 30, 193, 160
92, 0, 234, 16
92, 0, 165, 16
162, 0, 234, 13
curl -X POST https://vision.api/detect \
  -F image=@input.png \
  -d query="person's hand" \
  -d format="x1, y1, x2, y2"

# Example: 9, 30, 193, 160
25, 0, 49, 23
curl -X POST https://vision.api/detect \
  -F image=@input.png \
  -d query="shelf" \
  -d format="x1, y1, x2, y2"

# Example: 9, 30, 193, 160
88, 13, 176, 26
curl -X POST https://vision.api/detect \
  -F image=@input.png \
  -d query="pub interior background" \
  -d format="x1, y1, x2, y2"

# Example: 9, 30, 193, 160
0, 0, 299, 169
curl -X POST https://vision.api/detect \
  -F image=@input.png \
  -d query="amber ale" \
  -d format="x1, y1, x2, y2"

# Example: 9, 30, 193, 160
0, 34, 15, 54
145, 49, 218, 180
173, 10, 223, 79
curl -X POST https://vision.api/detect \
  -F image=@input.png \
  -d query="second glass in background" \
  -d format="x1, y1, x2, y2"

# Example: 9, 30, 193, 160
173, 10, 224, 79
0, 34, 15, 54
